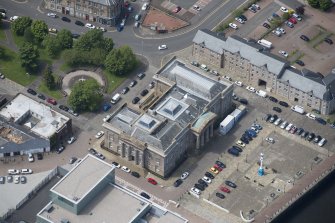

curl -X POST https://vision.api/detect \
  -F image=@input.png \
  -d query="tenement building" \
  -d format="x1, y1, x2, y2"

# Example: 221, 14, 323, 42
103, 58, 233, 177
193, 29, 335, 115
44, 0, 123, 26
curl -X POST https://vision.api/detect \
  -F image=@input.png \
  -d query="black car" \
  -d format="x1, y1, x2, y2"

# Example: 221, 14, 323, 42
316, 117, 326, 125
89, 148, 97, 155
37, 153, 43, 160
232, 146, 243, 153
240, 137, 249, 144
242, 133, 252, 141
324, 38, 333, 45
72, 33, 80, 39
269, 96, 278, 103
301, 131, 309, 139
249, 7, 256, 13
273, 107, 282, 113
174, 179, 183, 187
137, 73, 145, 79
140, 89, 149, 97
205, 172, 215, 179
27, 88, 37, 95
112, 161, 120, 167
265, 114, 272, 122
69, 157, 77, 164
296, 128, 304, 135
279, 101, 289, 107
61, 16, 71, 22
140, 192, 150, 199
239, 15, 247, 21
121, 87, 129, 94
307, 133, 315, 141
129, 80, 137, 87
198, 179, 208, 187
75, 20, 84, 26
59, 105, 69, 111
215, 160, 226, 169
132, 97, 140, 104
191, 61, 199, 67
56, 146, 65, 154
225, 180, 237, 188
131, 171, 140, 178
313, 135, 322, 143
263, 23, 270, 29
239, 98, 248, 105
216, 192, 225, 199
194, 183, 205, 191
37, 93, 46, 100
295, 60, 305, 66
300, 35, 310, 41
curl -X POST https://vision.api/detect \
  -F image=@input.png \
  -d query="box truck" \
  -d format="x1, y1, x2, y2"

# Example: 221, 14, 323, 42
291, 105, 304, 114
219, 115, 235, 135
257, 39, 272, 49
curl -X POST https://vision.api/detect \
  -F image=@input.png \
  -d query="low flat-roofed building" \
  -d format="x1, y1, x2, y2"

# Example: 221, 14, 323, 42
0, 94, 72, 148
103, 58, 233, 177
36, 154, 188, 223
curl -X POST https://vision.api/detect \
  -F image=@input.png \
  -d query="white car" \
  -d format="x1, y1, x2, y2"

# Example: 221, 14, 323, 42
285, 123, 293, 131
210, 70, 219, 76
14, 176, 20, 184
95, 131, 104, 139
306, 113, 316, 120
279, 50, 288, 57
229, 23, 238, 30
280, 121, 288, 129
96, 26, 106, 32
246, 86, 256, 93
141, 3, 149, 10
202, 176, 212, 184
193, 5, 201, 11
121, 166, 131, 173
250, 126, 259, 133
48, 28, 57, 33
47, 13, 57, 18
8, 169, 20, 175
10, 16, 19, 21
223, 75, 232, 81
28, 153, 34, 162
158, 45, 167, 50
236, 140, 246, 148
67, 136, 76, 144
181, 172, 189, 180
252, 4, 260, 10
85, 23, 96, 29
235, 17, 245, 24
265, 137, 275, 143
103, 114, 111, 122
21, 169, 33, 174
234, 81, 243, 87
278, 27, 286, 34
190, 187, 201, 195
280, 7, 288, 13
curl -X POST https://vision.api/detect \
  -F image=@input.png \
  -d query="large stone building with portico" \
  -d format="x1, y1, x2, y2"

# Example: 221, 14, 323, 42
102, 58, 233, 177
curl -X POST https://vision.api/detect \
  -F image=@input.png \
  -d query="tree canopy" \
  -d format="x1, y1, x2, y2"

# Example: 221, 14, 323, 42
31, 20, 48, 42
43, 35, 61, 58
68, 79, 103, 112
11, 16, 32, 36
74, 29, 105, 51
57, 29, 73, 49
105, 46, 137, 75
43, 64, 55, 89
19, 42, 39, 71
319, 0, 332, 11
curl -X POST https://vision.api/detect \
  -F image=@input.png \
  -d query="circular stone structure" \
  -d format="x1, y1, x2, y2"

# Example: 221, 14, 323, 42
62, 70, 105, 95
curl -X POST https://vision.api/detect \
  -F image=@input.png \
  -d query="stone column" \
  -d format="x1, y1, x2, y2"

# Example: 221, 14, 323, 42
210, 123, 214, 137
121, 146, 125, 158
135, 150, 139, 165
205, 128, 209, 142
201, 132, 205, 147
127, 147, 132, 161
196, 135, 201, 150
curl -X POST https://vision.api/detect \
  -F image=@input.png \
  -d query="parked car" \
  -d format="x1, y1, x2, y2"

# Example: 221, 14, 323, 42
47, 12, 57, 18
225, 180, 237, 188
95, 131, 105, 139
96, 152, 105, 160
56, 146, 65, 154
194, 183, 205, 191
191, 61, 199, 67
316, 117, 327, 125
75, 20, 84, 26
232, 146, 243, 153
67, 136, 76, 144
235, 17, 245, 24
324, 38, 333, 45
288, 17, 297, 24
59, 105, 69, 111
190, 187, 201, 195
265, 137, 275, 143
129, 80, 137, 87
248, 7, 256, 13
21, 169, 33, 174
300, 35, 310, 41
313, 135, 322, 143
280, 6, 288, 13
216, 192, 225, 199
28, 153, 34, 162
280, 121, 288, 129
112, 162, 121, 168
279, 101, 289, 107
173, 6, 181, 13
285, 21, 294, 28
274, 118, 282, 126
137, 73, 146, 79
198, 179, 208, 187
174, 179, 183, 187
47, 98, 57, 105
140, 192, 151, 199
121, 166, 131, 173
236, 140, 246, 148
85, 23, 95, 29
205, 172, 215, 179
220, 186, 231, 193
229, 23, 238, 29
131, 171, 140, 178
263, 23, 270, 29
246, 86, 256, 93
27, 88, 37, 95
202, 176, 212, 184
69, 157, 77, 164
215, 160, 226, 169
140, 89, 149, 96
269, 96, 278, 103
290, 126, 297, 134
265, 114, 272, 122
306, 113, 316, 120
210, 167, 219, 174
239, 98, 248, 105
269, 114, 278, 123
89, 148, 97, 155
37, 153, 43, 160
273, 107, 282, 113
149, 81, 155, 89
301, 131, 309, 139
20, 176, 27, 184
0, 176, 5, 184
132, 97, 140, 104
296, 128, 304, 135
279, 50, 288, 57
235, 81, 243, 87
239, 15, 247, 21
61, 16, 71, 22
158, 44, 167, 50
307, 133, 315, 141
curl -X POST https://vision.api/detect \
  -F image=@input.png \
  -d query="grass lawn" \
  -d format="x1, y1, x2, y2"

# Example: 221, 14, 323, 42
0, 47, 36, 86
104, 70, 127, 93
0, 28, 6, 41
38, 80, 63, 100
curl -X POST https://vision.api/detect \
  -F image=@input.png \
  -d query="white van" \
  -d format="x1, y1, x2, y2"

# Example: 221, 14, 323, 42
256, 90, 267, 98
318, 138, 327, 147
8, 169, 20, 175
200, 64, 209, 71
111, 93, 121, 104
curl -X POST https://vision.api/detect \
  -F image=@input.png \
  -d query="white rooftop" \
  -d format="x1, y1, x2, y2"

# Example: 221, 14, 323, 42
0, 94, 70, 138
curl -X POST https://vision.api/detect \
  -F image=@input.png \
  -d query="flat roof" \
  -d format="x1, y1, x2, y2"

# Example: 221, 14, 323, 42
39, 184, 150, 223
0, 94, 70, 138
51, 154, 114, 203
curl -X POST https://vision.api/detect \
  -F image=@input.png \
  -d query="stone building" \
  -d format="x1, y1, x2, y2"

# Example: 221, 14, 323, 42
193, 29, 335, 115
102, 58, 233, 177
44, 0, 123, 26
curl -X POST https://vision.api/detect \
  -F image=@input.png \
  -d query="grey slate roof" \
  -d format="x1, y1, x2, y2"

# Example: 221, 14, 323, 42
0, 138, 49, 154
91, 0, 120, 6
193, 29, 288, 75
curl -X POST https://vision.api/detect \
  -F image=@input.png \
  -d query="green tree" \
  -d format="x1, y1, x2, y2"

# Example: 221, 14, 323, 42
295, 6, 305, 15
282, 12, 290, 21
105, 46, 137, 75
319, 0, 332, 11
68, 79, 103, 112
104, 38, 114, 52
31, 20, 48, 42
74, 29, 104, 51
23, 27, 34, 43
43, 65, 55, 89
11, 16, 32, 36
307, 0, 320, 8
0, 47, 4, 58
88, 48, 107, 66
56, 29, 73, 49
19, 42, 39, 71
43, 36, 61, 58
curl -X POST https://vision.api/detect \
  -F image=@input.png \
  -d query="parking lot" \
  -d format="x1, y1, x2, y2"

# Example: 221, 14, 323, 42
175, 82, 334, 222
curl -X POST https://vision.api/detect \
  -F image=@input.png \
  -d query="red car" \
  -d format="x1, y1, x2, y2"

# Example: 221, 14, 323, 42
147, 178, 157, 185
173, 6, 181, 13
47, 98, 57, 105
214, 164, 223, 172
220, 186, 231, 193
288, 17, 297, 24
